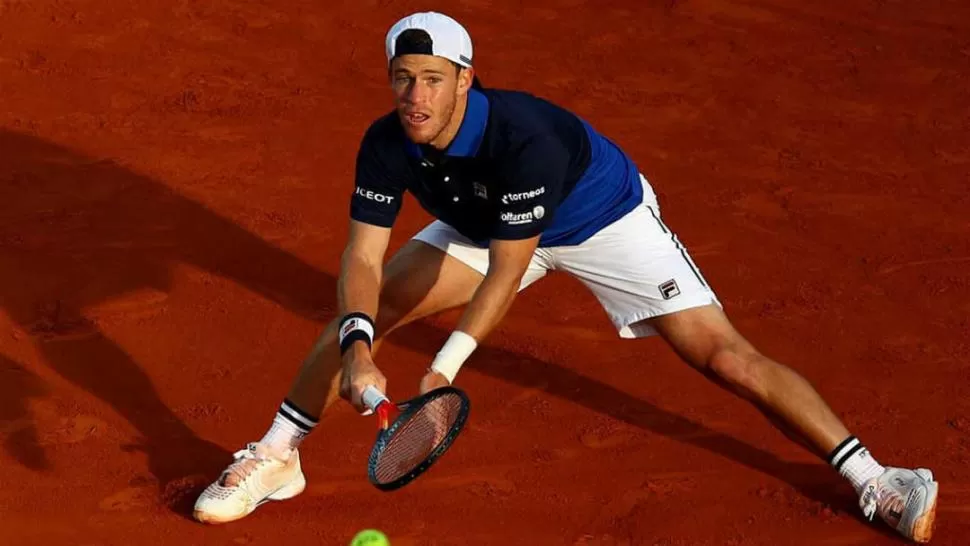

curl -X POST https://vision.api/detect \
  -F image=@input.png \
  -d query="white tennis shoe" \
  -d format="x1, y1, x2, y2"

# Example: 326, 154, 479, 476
193, 442, 305, 524
859, 467, 938, 543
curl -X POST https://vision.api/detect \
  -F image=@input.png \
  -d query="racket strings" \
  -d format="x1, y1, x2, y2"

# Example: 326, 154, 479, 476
372, 393, 464, 483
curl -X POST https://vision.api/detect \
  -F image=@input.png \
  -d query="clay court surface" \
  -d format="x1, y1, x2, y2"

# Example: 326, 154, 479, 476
2, 0, 969, 544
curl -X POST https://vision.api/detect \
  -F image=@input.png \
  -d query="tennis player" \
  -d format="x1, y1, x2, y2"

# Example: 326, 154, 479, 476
193, 11, 938, 543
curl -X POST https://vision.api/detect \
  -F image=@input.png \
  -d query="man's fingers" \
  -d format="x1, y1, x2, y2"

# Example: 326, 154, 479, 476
419, 371, 450, 394
353, 376, 387, 414
342, 358, 387, 416
338, 372, 352, 402
352, 379, 377, 412
350, 382, 366, 412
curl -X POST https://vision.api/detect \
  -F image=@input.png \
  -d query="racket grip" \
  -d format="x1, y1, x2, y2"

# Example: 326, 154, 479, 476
361, 385, 389, 412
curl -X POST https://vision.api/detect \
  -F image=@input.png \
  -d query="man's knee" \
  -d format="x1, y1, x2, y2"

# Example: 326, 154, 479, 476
649, 305, 770, 396
704, 343, 770, 399
374, 294, 413, 338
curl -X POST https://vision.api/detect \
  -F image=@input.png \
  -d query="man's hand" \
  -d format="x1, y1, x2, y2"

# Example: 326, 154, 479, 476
419, 369, 450, 394
340, 348, 387, 413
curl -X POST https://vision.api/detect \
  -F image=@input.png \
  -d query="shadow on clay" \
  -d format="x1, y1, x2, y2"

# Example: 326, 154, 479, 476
0, 129, 336, 515
0, 356, 49, 471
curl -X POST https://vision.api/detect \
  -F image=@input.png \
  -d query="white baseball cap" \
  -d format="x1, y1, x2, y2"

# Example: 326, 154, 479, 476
385, 12, 474, 68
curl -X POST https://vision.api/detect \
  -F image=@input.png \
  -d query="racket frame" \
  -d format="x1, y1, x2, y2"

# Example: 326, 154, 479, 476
361, 385, 470, 491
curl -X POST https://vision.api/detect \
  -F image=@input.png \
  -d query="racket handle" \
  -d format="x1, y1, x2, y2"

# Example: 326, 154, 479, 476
361, 385, 390, 412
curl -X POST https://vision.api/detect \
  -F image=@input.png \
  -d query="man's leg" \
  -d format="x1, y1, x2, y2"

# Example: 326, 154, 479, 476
194, 221, 549, 524
647, 304, 849, 456
645, 304, 938, 543
193, 238, 486, 524
552, 184, 938, 543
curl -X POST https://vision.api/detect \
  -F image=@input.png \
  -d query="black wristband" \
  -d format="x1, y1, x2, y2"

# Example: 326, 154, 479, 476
339, 312, 375, 355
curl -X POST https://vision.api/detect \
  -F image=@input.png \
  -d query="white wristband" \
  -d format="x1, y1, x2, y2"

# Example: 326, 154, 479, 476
430, 331, 478, 384
338, 314, 375, 354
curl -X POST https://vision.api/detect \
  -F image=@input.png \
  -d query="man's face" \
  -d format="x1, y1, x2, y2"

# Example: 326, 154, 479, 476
390, 55, 471, 148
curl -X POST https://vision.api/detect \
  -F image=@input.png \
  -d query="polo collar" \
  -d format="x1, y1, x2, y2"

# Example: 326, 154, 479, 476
406, 88, 489, 159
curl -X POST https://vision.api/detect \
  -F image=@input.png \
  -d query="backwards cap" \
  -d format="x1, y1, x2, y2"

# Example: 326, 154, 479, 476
385, 12, 474, 68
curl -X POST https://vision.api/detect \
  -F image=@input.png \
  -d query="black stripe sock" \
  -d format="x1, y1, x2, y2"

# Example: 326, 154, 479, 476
828, 435, 885, 493
278, 399, 318, 433
261, 400, 318, 452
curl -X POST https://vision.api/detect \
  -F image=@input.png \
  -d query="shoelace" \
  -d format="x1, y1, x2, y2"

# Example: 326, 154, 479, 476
859, 483, 879, 521
220, 443, 271, 488
859, 479, 906, 524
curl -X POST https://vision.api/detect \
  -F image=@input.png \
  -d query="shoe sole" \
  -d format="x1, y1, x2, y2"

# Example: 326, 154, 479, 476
909, 481, 939, 544
193, 474, 307, 525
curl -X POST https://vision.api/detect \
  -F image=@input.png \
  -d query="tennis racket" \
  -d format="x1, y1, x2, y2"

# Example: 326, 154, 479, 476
361, 384, 470, 491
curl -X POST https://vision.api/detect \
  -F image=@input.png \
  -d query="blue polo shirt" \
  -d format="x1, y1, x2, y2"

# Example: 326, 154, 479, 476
350, 88, 644, 247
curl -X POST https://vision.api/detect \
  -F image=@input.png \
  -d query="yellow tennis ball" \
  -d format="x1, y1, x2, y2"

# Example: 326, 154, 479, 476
350, 529, 389, 546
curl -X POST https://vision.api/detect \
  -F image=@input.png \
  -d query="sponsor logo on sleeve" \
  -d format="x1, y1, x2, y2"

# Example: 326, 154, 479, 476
355, 186, 396, 204
500, 186, 545, 205
500, 206, 547, 226
501, 211, 533, 225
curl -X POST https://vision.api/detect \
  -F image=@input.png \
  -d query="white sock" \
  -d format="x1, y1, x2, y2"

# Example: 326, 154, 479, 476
829, 436, 886, 494
260, 399, 318, 453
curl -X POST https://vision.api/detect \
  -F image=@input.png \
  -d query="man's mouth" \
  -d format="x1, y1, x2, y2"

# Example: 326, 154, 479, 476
405, 112, 430, 125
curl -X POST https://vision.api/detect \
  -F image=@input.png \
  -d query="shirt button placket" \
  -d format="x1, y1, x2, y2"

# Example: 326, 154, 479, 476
442, 175, 458, 202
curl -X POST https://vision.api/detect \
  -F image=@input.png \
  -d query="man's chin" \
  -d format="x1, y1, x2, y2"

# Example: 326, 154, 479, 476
403, 128, 435, 145
398, 118, 437, 145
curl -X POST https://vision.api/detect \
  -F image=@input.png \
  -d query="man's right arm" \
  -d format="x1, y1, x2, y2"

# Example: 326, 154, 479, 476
337, 118, 407, 410
337, 219, 391, 362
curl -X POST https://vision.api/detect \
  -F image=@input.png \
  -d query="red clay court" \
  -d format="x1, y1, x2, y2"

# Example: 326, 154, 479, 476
1, 1, 968, 544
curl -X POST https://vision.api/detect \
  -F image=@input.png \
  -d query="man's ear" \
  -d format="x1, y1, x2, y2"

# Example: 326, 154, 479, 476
458, 67, 475, 94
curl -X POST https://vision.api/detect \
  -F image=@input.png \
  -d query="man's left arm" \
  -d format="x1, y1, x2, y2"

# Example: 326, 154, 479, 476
421, 134, 568, 391
419, 236, 539, 392
459, 235, 540, 338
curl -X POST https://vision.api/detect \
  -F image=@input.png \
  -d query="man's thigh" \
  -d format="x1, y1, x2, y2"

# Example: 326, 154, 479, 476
377, 220, 550, 335
551, 201, 720, 339
409, 220, 551, 290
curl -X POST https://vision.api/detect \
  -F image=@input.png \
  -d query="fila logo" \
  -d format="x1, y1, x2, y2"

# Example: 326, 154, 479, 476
473, 183, 488, 199
501, 186, 545, 205
341, 319, 358, 337
659, 279, 681, 300
355, 186, 396, 204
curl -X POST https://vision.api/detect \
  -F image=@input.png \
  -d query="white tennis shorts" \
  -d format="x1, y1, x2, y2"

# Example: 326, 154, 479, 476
412, 174, 721, 338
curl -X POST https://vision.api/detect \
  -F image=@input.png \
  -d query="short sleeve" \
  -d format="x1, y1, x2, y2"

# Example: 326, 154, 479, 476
349, 121, 407, 228
491, 134, 568, 240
